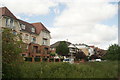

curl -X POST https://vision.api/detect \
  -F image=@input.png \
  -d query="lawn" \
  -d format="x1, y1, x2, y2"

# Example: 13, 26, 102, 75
3, 61, 119, 78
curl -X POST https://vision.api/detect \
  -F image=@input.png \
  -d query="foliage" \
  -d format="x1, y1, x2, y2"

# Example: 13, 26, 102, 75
102, 44, 120, 60
2, 28, 23, 78
75, 51, 87, 61
16, 61, 118, 78
2, 28, 23, 64
56, 41, 69, 56
50, 52, 56, 56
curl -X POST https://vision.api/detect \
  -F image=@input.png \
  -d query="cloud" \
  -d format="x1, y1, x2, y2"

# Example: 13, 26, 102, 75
53, 7, 60, 15
2, 0, 58, 16
54, 1, 117, 27
50, 0, 118, 49
0, 0, 117, 49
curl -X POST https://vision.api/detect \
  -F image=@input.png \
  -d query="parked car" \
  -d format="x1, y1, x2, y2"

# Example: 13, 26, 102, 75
95, 59, 101, 62
63, 58, 74, 63
89, 59, 101, 62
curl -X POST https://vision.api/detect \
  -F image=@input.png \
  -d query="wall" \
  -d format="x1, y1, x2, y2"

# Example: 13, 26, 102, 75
37, 30, 50, 46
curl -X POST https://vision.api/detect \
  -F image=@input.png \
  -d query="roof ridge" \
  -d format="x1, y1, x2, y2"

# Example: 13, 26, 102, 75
1, 7, 17, 19
31, 22, 42, 24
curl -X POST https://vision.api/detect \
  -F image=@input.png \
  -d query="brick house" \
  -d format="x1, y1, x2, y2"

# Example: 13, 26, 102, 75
0, 7, 51, 58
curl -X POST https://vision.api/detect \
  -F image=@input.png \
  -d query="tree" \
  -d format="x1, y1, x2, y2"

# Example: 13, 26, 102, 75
56, 41, 69, 56
2, 28, 23, 64
75, 51, 87, 61
102, 44, 120, 60
50, 52, 56, 56
2, 28, 23, 78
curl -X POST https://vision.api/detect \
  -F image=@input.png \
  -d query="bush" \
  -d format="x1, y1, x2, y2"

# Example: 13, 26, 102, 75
103, 44, 120, 60
2, 28, 23, 78
50, 52, 56, 56
56, 41, 69, 56
25, 57, 32, 62
34, 57, 40, 62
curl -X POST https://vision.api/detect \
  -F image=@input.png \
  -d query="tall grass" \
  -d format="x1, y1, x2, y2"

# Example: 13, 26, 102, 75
18, 61, 118, 78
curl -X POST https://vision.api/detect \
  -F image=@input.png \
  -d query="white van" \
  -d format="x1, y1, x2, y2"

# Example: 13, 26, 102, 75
95, 59, 101, 62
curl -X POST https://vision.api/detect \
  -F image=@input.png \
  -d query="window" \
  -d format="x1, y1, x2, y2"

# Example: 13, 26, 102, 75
43, 31, 49, 38
6, 18, 10, 27
26, 45, 29, 49
6, 18, 14, 28
43, 39, 47, 45
13, 31, 17, 35
22, 54, 26, 57
31, 28, 35, 33
33, 37, 36, 42
20, 24, 25, 29
31, 36, 36, 43
10, 19, 14, 27
6, 18, 8, 26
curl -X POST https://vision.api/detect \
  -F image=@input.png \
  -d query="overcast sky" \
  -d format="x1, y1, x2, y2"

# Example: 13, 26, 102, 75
0, 0, 118, 49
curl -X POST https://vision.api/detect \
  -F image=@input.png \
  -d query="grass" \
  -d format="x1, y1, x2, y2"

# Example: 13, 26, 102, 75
16, 61, 118, 78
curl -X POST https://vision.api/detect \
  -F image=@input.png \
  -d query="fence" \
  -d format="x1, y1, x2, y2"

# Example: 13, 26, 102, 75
24, 57, 63, 62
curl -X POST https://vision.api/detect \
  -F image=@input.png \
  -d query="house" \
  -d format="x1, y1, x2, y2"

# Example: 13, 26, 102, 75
75, 44, 90, 56
50, 41, 71, 53
0, 7, 51, 58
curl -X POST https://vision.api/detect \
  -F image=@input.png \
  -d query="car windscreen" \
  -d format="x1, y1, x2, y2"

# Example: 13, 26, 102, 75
64, 59, 69, 61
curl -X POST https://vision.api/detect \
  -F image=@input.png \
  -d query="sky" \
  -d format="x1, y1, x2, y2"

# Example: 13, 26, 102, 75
0, 0, 119, 50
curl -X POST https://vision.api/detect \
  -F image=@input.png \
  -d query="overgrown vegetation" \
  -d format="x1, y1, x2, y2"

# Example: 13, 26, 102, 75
7, 61, 118, 78
102, 44, 120, 60
56, 41, 69, 56
2, 28, 23, 78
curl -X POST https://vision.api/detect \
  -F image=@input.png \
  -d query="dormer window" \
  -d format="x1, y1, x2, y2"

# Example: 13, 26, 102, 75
20, 24, 25, 30
31, 28, 35, 33
6, 18, 9, 27
10, 19, 14, 27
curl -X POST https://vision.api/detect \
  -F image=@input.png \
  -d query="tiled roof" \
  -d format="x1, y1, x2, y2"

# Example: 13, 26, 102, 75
0, 7, 17, 19
0, 7, 50, 35
50, 41, 71, 48
32, 22, 50, 34
18, 19, 36, 34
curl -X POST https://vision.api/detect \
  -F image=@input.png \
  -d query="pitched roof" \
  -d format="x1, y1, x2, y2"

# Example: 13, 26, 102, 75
31, 22, 50, 34
0, 7, 50, 35
0, 7, 17, 19
18, 19, 36, 34
50, 41, 71, 48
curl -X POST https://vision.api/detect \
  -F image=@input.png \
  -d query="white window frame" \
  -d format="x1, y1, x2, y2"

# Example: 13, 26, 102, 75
21, 24, 25, 30
6, 18, 10, 27
10, 18, 14, 28
31, 28, 35, 33
43, 39, 47, 45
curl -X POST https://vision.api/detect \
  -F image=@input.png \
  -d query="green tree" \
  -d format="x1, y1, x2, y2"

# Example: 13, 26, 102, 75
2, 28, 23, 78
56, 41, 69, 56
103, 44, 120, 60
50, 52, 56, 56
2, 28, 23, 64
